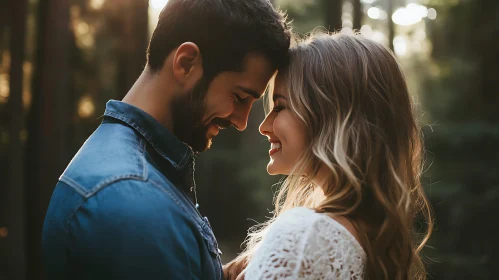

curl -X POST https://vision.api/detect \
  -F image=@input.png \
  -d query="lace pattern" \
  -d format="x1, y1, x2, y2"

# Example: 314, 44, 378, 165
245, 207, 365, 279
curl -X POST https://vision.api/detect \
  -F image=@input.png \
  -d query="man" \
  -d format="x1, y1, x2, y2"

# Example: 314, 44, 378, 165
41, 0, 290, 279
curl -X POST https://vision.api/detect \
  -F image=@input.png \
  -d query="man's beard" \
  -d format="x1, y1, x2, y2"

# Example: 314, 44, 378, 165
171, 77, 232, 153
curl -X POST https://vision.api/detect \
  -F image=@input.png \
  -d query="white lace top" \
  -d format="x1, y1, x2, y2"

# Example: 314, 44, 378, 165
245, 207, 366, 280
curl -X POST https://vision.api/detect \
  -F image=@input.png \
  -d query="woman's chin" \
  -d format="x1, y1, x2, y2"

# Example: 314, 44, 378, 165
266, 162, 278, 175
266, 162, 287, 175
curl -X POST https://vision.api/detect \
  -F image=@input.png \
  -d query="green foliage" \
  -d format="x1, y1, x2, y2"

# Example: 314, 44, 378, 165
420, 0, 499, 278
276, 0, 325, 34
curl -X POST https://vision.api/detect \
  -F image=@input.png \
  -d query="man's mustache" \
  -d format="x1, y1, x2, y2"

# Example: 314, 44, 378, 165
210, 118, 233, 130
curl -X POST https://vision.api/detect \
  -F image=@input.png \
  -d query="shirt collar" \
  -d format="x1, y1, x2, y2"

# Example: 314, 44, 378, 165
103, 100, 193, 170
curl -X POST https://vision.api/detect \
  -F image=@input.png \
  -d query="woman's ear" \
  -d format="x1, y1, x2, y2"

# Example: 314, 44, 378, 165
172, 42, 203, 87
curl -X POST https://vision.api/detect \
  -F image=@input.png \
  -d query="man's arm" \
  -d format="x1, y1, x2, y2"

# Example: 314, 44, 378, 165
68, 179, 202, 279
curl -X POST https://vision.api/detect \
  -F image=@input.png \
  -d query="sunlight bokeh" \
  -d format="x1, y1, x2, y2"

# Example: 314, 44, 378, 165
150, 0, 168, 10
149, 0, 169, 38
89, 0, 105, 10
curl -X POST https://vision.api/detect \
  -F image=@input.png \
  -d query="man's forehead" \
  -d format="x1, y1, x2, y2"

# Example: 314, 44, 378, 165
241, 52, 274, 73
237, 53, 275, 97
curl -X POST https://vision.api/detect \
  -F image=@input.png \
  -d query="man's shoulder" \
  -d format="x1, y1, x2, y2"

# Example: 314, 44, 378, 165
60, 121, 149, 198
60, 179, 207, 276
54, 121, 202, 230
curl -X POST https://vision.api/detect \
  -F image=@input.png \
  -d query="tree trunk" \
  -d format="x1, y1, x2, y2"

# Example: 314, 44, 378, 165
353, 0, 363, 30
2, 0, 28, 279
387, 0, 395, 51
117, 0, 149, 99
25, 0, 71, 278
0, 0, 9, 44
324, 0, 343, 32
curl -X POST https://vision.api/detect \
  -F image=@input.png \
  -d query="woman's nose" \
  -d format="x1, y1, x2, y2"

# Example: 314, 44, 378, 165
259, 112, 274, 136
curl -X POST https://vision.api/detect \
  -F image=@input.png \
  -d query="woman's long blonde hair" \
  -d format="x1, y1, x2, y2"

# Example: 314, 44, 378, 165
224, 33, 433, 280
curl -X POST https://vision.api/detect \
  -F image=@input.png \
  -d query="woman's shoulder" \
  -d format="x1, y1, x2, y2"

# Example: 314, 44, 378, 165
247, 207, 366, 279
267, 207, 322, 235
270, 207, 365, 255
273, 207, 349, 233
274, 206, 319, 223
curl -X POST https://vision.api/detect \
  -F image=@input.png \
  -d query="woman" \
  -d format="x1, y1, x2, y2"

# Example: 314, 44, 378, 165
224, 33, 433, 279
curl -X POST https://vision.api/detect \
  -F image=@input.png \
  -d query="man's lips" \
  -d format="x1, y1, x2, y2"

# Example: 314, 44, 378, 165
207, 118, 232, 137
211, 118, 232, 130
208, 124, 220, 136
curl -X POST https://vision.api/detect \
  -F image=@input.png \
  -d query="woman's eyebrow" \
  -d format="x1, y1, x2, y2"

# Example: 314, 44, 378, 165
272, 93, 286, 103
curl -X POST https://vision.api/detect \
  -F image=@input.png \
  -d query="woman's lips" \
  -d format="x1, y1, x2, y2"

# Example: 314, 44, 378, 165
269, 142, 281, 156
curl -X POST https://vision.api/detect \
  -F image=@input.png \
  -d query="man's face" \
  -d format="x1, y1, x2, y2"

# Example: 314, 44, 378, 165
172, 53, 275, 153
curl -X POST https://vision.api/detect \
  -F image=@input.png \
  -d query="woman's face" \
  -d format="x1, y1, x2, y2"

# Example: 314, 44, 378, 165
259, 74, 308, 175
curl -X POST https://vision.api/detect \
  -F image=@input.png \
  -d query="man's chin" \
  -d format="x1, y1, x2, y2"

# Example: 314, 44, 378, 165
204, 138, 213, 151
189, 137, 212, 153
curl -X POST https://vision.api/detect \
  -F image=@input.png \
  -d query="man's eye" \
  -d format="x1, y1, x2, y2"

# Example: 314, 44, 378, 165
233, 93, 245, 103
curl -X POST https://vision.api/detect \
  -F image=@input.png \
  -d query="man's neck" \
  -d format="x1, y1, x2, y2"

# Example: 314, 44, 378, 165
122, 70, 175, 132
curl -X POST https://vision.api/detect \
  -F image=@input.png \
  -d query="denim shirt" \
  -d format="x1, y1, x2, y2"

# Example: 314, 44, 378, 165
42, 100, 223, 280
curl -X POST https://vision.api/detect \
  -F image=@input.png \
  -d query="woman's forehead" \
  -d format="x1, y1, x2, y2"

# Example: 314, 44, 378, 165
273, 73, 288, 97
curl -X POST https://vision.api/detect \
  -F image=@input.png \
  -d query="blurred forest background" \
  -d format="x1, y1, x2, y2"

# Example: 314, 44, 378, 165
0, 0, 498, 279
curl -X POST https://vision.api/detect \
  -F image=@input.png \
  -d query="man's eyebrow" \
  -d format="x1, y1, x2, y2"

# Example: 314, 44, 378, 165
272, 93, 286, 103
236, 86, 261, 99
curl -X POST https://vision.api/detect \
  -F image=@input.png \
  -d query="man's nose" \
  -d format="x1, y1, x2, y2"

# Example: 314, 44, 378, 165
230, 105, 252, 131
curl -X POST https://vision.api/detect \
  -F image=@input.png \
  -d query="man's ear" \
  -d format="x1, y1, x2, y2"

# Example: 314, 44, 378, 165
172, 42, 203, 87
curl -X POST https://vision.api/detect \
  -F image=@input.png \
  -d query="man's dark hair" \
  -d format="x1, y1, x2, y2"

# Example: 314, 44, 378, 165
147, 0, 291, 80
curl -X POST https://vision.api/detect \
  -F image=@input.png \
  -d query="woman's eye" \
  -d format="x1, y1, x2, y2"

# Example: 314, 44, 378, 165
272, 105, 284, 113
